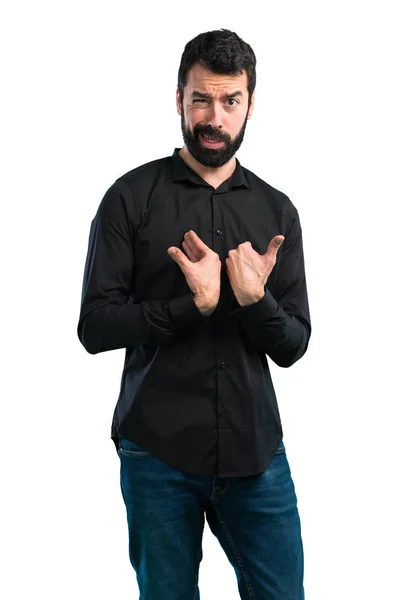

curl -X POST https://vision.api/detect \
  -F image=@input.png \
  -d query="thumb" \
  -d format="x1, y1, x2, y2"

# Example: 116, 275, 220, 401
168, 247, 189, 268
264, 235, 285, 260
273, 235, 285, 249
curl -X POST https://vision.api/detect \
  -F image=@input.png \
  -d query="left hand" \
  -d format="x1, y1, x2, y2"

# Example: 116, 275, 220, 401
226, 235, 285, 306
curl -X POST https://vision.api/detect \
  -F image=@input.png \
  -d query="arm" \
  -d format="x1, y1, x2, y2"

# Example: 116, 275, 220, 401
227, 202, 311, 368
77, 180, 205, 355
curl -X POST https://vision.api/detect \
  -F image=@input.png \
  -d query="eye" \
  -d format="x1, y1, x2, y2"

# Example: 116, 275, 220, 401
192, 98, 239, 106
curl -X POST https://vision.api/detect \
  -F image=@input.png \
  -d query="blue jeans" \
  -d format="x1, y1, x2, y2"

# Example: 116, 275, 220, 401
118, 438, 305, 600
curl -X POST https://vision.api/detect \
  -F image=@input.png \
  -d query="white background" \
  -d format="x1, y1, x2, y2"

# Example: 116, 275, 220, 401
2, 1, 399, 598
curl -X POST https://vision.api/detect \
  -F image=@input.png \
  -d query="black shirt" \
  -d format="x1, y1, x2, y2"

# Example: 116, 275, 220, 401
77, 148, 311, 477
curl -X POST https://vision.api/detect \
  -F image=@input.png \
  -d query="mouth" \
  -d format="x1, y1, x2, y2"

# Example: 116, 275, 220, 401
199, 133, 225, 149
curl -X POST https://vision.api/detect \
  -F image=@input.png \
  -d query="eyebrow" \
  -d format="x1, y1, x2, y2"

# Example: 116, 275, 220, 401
191, 90, 243, 100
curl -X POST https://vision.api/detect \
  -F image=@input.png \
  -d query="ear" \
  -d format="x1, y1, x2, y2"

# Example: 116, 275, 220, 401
247, 91, 255, 119
176, 87, 182, 116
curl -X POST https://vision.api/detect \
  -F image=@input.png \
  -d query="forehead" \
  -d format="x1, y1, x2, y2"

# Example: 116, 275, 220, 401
186, 63, 248, 94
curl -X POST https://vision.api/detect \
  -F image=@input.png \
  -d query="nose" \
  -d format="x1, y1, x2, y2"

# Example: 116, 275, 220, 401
204, 102, 224, 132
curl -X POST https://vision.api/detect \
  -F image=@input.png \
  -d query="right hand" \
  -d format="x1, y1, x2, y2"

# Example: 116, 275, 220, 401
167, 230, 221, 315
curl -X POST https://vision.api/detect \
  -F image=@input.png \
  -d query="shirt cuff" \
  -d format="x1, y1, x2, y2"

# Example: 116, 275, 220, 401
168, 293, 207, 327
227, 288, 280, 320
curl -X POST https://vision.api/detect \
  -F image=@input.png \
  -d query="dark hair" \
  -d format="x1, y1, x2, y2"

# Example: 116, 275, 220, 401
177, 29, 256, 107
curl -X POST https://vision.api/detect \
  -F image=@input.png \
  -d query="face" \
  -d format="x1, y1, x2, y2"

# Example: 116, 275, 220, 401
176, 63, 255, 168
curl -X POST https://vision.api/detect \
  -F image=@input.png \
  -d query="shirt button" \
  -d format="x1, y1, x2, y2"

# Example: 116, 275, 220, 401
219, 405, 226, 414
221, 361, 227, 368
216, 229, 223, 235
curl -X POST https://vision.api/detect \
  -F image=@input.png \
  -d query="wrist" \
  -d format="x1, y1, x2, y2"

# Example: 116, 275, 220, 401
237, 289, 264, 307
193, 292, 217, 315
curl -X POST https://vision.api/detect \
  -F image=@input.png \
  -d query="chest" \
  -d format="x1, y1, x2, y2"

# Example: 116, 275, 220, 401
132, 186, 285, 292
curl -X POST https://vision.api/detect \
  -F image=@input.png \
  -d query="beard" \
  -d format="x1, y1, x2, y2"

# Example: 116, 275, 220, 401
180, 102, 250, 168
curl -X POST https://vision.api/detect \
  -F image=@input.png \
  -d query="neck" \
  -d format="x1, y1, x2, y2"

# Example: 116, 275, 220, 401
178, 146, 236, 187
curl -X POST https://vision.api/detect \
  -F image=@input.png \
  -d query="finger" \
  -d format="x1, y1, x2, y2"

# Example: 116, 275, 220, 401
182, 240, 197, 262
183, 235, 202, 260
185, 230, 209, 256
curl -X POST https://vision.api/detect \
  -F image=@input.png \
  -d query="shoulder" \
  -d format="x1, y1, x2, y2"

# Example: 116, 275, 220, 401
241, 165, 298, 218
95, 155, 167, 220
115, 155, 171, 191
99, 156, 171, 212
98, 155, 171, 222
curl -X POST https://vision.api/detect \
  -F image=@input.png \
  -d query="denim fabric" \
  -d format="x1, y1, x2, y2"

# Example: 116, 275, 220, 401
118, 437, 304, 599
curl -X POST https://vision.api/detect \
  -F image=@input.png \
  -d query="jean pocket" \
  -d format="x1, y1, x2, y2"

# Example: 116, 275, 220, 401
118, 437, 153, 457
274, 440, 286, 455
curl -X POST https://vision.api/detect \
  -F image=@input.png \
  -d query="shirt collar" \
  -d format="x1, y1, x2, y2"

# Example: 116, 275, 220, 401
171, 147, 250, 191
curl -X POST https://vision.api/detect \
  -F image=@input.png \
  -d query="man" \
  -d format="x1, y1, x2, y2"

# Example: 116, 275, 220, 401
78, 28, 311, 600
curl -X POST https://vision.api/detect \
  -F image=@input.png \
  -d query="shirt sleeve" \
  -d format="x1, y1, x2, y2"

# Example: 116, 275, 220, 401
227, 200, 312, 368
77, 179, 205, 354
